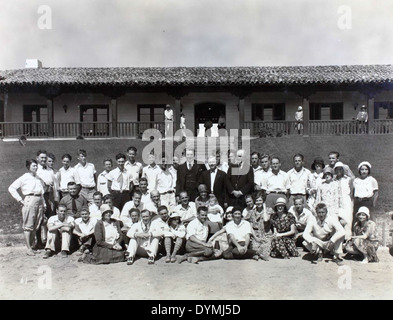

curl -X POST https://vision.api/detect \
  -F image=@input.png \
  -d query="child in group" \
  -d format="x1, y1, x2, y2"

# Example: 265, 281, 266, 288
73, 207, 97, 255
207, 194, 224, 225
242, 194, 256, 220
164, 212, 186, 263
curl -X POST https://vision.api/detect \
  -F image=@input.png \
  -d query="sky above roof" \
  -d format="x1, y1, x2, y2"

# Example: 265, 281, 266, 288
1, 0, 392, 70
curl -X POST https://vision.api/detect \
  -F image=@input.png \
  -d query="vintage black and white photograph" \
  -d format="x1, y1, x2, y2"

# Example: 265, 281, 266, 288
1, 0, 393, 301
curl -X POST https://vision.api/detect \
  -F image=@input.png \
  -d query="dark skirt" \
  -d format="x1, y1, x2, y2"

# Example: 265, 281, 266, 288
83, 245, 125, 265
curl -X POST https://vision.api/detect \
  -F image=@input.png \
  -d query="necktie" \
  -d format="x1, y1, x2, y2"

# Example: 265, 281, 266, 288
118, 171, 124, 191
72, 197, 77, 216
188, 163, 191, 170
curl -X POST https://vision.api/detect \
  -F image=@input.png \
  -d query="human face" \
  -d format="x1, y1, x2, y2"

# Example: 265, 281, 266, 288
236, 151, 244, 164
68, 184, 78, 196
62, 157, 71, 169
159, 157, 167, 171
80, 211, 90, 222
29, 162, 38, 174
37, 153, 47, 166
233, 210, 242, 224
328, 154, 338, 166
198, 187, 208, 199
103, 211, 112, 222
47, 157, 54, 169
215, 153, 221, 166
208, 157, 217, 171
315, 164, 323, 174
276, 204, 285, 213
335, 167, 344, 179
78, 153, 87, 165
359, 166, 370, 178
324, 173, 333, 183
251, 154, 259, 167
117, 157, 125, 170
57, 206, 67, 221
260, 157, 270, 170
130, 211, 140, 223
255, 197, 263, 208
180, 193, 189, 205
197, 210, 208, 223
357, 212, 367, 223
169, 218, 180, 228
104, 198, 113, 208
139, 180, 148, 193
127, 149, 136, 163
316, 208, 328, 221
186, 150, 194, 163
93, 195, 102, 207
229, 152, 236, 164
271, 159, 281, 172
141, 212, 151, 225
294, 156, 303, 170
172, 156, 180, 169
225, 213, 233, 221
104, 160, 113, 172
294, 199, 304, 213
151, 192, 160, 204
245, 197, 254, 209
158, 209, 169, 222
148, 154, 156, 166
133, 193, 141, 206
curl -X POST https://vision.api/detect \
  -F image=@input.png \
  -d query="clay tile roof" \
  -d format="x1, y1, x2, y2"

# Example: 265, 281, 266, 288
0, 65, 392, 87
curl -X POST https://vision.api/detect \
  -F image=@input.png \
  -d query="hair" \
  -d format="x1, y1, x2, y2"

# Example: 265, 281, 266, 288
158, 205, 168, 213
57, 203, 67, 211
293, 153, 304, 161
133, 190, 142, 198
259, 153, 270, 161
115, 153, 126, 161
67, 181, 77, 187
47, 153, 56, 161
103, 194, 114, 202
80, 206, 90, 214
358, 164, 371, 175
245, 194, 254, 202
179, 191, 188, 198
139, 177, 148, 184
315, 203, 328, 212
329, 151, 340, 158
185, 148, 195, 155
26, 159, 38, 170
78, 149, 87, 157
140, 209, 151, 217
103, 159, 113, 164
93, 191, 103, 198
293, 196, 304, 204
223, 211, 233, 226
197, 206, 208, 214
251, 152, 260, 158
129, 208, 140, 216
127, 146, 137, 153
232, 206, 243, 214
62, 154, 72, 161
36, 150, 47, 156
198, 184, 208, 192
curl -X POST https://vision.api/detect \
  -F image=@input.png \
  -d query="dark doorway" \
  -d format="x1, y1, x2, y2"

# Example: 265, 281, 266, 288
194, 102, 225, 136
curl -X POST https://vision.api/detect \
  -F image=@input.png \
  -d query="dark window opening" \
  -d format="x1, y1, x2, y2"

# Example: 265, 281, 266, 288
310, 103, 343, 120
251, 103, 285, 121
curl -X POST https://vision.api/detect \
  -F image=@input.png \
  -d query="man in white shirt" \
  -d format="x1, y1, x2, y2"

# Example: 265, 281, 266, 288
57, 154, 80, 199
107, 153, 134, 211
156, 154, 176, 209
288, 197, 316, 243
173, 191, 197, 226
96, 159, 113, 197
145, 190, 162, 217
303, 203, 346, 265
263, 156, 290, 210
255, 154, 272, 194
125, 146, 143, 196
182, 206, 221, 263
120, 191, 144, 231
74, 149, 97, 205
287, 154, 313, 207
251, 152, 263, 190
222, 206, 260, 260
43, 204, 74, 259
142, 153, 161, 192
89, 191, 103, 220
164, 104, 174, 138
139, 177, 152, 207
326, 151, 355, 179
73, 207, 97, 255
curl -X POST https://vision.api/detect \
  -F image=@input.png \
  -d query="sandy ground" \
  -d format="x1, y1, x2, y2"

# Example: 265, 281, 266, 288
1, 244, 393, 300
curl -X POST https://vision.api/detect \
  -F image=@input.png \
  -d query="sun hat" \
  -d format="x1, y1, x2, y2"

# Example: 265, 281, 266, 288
311, 157, 325, 171
358, 161, 372, 170
169, 211, 182, 220
225, 206, 234, 214
274, 197, 287, 208
100, 204, 113, 214
334, 161, 344, 169
298, 106, 303, 111
356, 206, 370, 219
323, 166, 334, 176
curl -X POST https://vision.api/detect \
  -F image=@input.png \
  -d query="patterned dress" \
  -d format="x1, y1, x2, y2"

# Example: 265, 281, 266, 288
270, 213, 299, 258
248, 208, 273, 256
346, 220, 379, 262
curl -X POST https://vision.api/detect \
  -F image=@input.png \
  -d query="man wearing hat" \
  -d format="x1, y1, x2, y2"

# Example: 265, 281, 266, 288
303, 203, 346, 265
356, 105, 368, 134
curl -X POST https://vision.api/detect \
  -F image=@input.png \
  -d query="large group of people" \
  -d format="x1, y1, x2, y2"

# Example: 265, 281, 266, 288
8, 146, 381, 266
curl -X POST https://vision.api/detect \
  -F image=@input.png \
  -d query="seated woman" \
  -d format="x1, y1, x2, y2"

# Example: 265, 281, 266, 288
195, 184, 210, 209
164, 212, 186, 263
345, 206, 379, 263
81, 204, 125, 264
208, 207, 234, 251
268, 197, 299, 259
242, 194, 256, 221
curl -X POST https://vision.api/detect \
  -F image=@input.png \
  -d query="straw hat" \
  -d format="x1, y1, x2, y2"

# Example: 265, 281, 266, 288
358, 161, 372, 170
274, 197, 287, 208
100, 204, 113, 215
356, 206, 370, 219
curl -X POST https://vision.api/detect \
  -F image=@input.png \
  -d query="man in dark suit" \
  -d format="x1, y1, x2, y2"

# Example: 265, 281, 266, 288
176, 149, 205, 201
226, 149, 254, 207
199, 155, 226, 208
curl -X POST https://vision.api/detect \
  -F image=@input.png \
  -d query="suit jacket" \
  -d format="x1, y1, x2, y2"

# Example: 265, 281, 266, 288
199, 168, 226, 207
176, 162, 206, 201
225, 163, 254, 206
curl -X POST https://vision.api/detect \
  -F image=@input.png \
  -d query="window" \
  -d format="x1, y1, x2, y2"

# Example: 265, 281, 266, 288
309, 103, 343, 120
23, 105, 47, 122
79, 105, 110, 136
138, 104, 166, 122
252, 103, 285, 121
0, 100, 4, 122
374, 102, 393, 119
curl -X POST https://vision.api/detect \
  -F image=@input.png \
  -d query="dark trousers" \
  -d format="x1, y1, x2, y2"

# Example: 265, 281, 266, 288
111, 191, 130, 211
223, 241, 257, 259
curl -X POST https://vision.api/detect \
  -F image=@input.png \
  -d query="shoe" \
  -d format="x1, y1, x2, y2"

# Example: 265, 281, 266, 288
26, 249, 36, 256
170, 256, 177, 263
187, 257, 199, 264
317, 252, 323, 262
43, 250, 52, 259
61, 251, 68, 258
165, 256, 171, 263
76, 245, 85, 256
332, 257, 344, 266
148, 256, 155, 265
127, 256, 134, 265
252, 255, 259, 261
259, 253, 270, 261
83, 249, 90, 254
177, 255, 188, 264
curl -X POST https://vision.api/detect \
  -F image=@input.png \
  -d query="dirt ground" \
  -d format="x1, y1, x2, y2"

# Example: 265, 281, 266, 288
1, 244, 393, 300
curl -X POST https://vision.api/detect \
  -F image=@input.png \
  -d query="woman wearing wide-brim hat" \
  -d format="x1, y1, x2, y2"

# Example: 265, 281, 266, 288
344, 207, 379, 263
269, 197, 299, 259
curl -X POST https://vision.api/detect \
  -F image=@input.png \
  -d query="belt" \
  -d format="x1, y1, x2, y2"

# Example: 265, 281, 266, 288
26, 193, 42, 197
291, 193, 306, 196
355, 197, 372, 201
160, 190, 174, 195
112, 190, 128, 193
268, 191, 286, 195
82, 186, 95, 190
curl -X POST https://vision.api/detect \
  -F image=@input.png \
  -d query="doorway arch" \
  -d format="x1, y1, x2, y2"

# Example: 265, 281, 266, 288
194, 102, 226, 137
